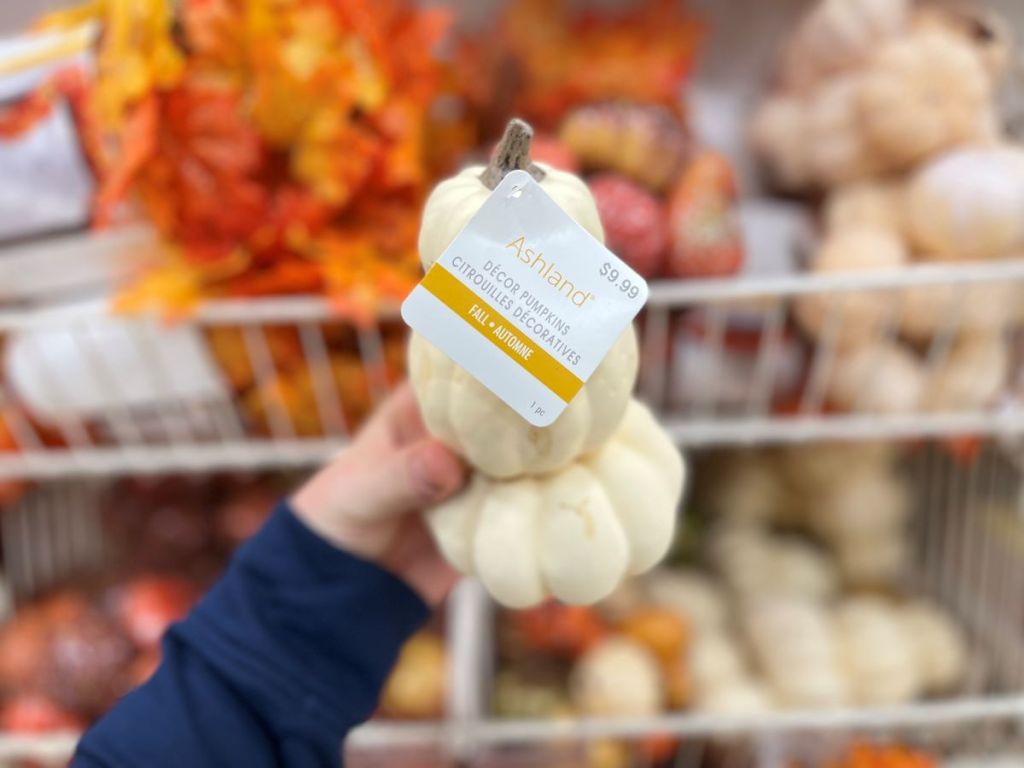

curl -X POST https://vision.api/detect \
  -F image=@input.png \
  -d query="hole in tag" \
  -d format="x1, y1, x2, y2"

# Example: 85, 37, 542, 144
508, 186, 523, 199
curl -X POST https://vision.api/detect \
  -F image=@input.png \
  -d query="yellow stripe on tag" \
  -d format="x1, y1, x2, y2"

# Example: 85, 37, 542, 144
420, 264, 584, 403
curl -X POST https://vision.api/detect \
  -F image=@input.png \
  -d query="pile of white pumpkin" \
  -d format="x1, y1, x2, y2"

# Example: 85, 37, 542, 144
409, 123, 686, 609
751, 0, 1022, 416
595, 442, 967, 715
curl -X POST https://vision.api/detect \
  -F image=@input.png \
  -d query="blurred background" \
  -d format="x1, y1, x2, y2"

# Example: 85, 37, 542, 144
2, 1, 1024, 766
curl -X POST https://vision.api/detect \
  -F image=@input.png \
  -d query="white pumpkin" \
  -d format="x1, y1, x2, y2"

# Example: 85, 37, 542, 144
900, 281, 1021, 343
749, 96, 813, 191
706, 452, 794, 527
744, 597, 849, 708
857, 30, 991, 169
696, 679, 775, 715
835, 531, 908, 588
906, 147, 1024, 261
410, 120, 637, 478
713, 527, 837, 604
418, 125, 603, 270
426, 400, 684, 608
924, 334, 1008, 412
812, 463, 909, 543
824, 181, 906, 236
689, 632, 748, 696
900, 601, 967, 693
805, 75, 880, 187
570, 638, 663, 717
642, 569, 728, 635
779, 440, 895, 496
408, 329, 638, 479
833, 597, 922, 706
825, 340, 926, 414
796, 229, 907, 348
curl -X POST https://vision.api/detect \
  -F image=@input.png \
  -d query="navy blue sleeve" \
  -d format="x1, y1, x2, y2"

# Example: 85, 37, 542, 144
72, 502, 430, 767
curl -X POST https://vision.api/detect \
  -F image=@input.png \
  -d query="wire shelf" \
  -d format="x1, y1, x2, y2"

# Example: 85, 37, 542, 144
0, 258, 1023, 480
2, 442, 1023, 766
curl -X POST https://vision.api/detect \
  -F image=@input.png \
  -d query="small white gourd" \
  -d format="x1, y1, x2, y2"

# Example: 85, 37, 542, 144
706, 452, 792, 527
418, 122, 603, 271
835, 532, 907, 589
900, 281, 1021, 343
812, 463, 909, 543
713, 527, 837, 604
642, 570, 728, 635
824, 181, 906, 236
409, 330, 637, 479
745, 597, 849, 708
689, 632, 748, 696
906, 147, 1024, 261
925, 334, 1008, 412
825, 339, 926, 414
805, 75, 880, 187
409, 120, 639, 479
696, 679, 775, 716
900, 601, 968, 693
570, 638, 663, 717
427, 400, 685, 608
833, 596, 922, 706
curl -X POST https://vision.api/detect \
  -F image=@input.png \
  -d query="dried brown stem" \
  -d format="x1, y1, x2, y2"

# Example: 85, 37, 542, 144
479, 118, 547, 190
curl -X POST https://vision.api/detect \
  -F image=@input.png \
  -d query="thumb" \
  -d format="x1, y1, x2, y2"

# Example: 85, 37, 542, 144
351, 439, 467, 521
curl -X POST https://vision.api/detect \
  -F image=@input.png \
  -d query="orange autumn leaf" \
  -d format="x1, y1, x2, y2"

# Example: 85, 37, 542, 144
52, 0, 461, 313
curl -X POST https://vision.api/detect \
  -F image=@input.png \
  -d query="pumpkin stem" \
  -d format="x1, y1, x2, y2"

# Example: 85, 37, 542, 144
480, 118, 547, 190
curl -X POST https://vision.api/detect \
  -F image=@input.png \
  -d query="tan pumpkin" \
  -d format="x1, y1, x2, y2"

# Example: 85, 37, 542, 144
906, 146, 1024, 261
805, 75, 880, 187
796, 228, 907, 347
858, 29, 991, 169
924, 334, 1008, 412
900, 280, 1021, 343
824, 181, 906, 236
911, 5, 1014, 83
749, 96, 813, 191
780, 0, 911, 91
825, 339, 925, 414
410, 120, 637, 478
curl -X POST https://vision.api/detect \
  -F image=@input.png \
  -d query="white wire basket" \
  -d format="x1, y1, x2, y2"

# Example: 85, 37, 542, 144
1, 256, 1024, 480
1, 443, 1023, 766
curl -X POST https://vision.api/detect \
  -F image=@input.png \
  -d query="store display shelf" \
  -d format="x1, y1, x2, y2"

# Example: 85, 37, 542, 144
1, 259, 1023, 479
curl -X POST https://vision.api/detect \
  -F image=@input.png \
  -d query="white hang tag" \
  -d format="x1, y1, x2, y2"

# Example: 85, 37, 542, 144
402, 170, 648, 427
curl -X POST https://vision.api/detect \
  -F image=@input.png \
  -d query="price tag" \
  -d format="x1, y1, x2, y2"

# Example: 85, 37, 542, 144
402, 170, 648, 427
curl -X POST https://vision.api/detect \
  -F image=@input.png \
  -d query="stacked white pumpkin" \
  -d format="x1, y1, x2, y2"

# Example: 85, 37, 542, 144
410, 121, 686, 609
751, 0, 1021, 415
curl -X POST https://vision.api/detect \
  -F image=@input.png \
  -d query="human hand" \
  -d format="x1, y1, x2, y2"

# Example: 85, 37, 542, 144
291, 383, 467, 606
